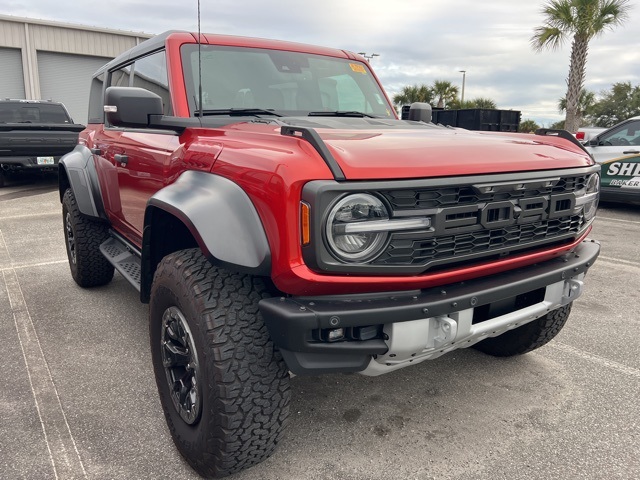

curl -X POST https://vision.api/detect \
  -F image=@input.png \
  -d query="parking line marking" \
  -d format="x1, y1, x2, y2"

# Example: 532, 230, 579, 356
0, 259, 68, 273
596, 216, 640, 226
0, 211, 60, 221
548, 342, 640, 379
0, 231, 87, 479
597, 256, 640, 269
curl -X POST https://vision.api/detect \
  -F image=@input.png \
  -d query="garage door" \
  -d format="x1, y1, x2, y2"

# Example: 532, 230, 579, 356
0, 48, 26, 99
37, 52, 109, 125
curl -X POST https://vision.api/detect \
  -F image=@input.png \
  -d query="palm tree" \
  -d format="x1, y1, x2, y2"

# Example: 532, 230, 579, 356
432, 80, 459, 108
466, 97, 498, 109
558, 89, 596, 127
520, 119, 542, 133
392, 84, 433, 108
531, 0, 630, 133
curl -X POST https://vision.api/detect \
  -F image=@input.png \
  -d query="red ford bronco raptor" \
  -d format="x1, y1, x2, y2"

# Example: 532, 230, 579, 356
59, 30, 600, 477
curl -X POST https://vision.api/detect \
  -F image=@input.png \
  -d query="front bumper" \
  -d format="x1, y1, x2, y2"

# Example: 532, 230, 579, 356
260, 239, 600, 375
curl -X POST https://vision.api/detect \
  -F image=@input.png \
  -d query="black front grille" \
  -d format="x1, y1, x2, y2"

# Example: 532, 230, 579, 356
369, 173, 590, 269
381, 174, 588, 210
374, 214, 585, 266
301, 169, 596, 275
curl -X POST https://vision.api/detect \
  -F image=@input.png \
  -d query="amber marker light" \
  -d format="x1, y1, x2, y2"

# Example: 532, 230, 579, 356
301, 202, 311, 245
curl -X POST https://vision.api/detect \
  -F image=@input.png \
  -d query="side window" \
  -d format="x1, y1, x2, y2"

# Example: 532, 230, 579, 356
110, 66, 131, 88
131, 50, 173, 115
87, 72, 105, 124
600, 120, 640, 146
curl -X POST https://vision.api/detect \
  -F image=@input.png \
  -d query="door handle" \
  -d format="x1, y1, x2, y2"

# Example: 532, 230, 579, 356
114, 154, 129, 165
623, 150, 639, 154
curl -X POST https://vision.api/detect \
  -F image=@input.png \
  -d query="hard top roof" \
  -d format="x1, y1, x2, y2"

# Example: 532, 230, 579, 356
92, 30, 356, 77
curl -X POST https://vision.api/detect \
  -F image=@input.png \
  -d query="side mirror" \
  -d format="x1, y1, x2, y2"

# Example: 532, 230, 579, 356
408, 102, 432, 123
587, 138, 599, 146
104, 86, 163, 128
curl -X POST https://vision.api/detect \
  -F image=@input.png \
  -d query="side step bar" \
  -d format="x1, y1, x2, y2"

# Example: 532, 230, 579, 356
100, 234, 142, 292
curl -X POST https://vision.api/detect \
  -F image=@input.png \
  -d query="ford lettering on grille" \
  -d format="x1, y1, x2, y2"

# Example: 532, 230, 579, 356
432, 193, 577, 235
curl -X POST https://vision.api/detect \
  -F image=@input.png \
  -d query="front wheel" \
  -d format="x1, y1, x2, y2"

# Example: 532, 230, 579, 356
473, 303, 572, 357
149, 249, 290, 478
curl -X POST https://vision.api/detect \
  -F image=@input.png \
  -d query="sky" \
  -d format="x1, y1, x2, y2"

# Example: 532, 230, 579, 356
2, 0, 639, 126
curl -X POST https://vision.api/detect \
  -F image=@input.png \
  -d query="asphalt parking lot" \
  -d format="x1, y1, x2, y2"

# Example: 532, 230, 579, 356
1, 174, 639, 480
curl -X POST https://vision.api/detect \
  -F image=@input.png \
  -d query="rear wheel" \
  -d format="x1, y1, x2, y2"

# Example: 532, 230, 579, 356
473, 303, 572, 357
62, 188, 114, 287
149, 248, 290, 478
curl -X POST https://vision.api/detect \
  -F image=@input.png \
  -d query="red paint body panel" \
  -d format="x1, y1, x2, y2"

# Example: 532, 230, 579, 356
214, 123, 593, 180
318, 128, 592, 179
272, 229, 592, 296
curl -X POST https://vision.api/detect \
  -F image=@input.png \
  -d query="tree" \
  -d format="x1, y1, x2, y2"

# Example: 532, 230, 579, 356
520, 119, 541, 133
432, 80, 459, 108
558, 88, 596, 127
392, 84, 433, 107
587, 81, 640, 127
447, 97, 499, 110
466, 97, 498, 109
531, 0, 631, 133
549, 120, 566, 129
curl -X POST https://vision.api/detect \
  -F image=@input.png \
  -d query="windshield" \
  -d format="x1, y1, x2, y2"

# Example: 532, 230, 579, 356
181, 44, 394, 118
0, 102, 72, 123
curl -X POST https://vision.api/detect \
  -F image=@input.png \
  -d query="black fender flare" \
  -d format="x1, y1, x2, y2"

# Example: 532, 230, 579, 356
58, 145, 106, 220
144, 170, 271, 276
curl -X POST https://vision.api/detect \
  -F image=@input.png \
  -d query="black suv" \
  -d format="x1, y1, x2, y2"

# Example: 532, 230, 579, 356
0, 99, 83, 186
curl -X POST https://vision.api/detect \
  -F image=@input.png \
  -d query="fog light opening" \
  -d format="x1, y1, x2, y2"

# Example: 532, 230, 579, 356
326, 328, 345, 342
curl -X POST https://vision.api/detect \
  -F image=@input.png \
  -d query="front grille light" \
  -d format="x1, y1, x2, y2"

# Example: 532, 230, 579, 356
574, 173, 599, 221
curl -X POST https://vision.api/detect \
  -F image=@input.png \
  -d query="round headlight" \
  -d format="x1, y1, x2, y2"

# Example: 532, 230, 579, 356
325, 193, 389, 262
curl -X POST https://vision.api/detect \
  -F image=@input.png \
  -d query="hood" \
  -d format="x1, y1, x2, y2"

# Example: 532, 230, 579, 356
280, 117, 593, 180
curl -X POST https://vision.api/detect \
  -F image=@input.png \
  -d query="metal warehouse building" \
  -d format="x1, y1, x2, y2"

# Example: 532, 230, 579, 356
0, 14, 152, 124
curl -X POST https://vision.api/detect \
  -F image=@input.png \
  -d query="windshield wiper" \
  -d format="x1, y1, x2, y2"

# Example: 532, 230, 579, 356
197, 108, 282, 117
307, 111, 377, 118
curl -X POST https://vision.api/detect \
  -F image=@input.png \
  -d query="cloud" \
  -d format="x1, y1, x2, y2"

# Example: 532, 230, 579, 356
3, 0, 638, 125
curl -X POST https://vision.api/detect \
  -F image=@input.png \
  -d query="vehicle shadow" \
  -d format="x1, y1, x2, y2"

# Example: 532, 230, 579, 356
0, 171, 58, 201
599, 201, 640, 213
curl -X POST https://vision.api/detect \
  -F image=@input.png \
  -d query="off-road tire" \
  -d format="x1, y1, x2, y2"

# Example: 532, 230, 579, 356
473, 303, 572, 357
62, 188, 114, 287
149, 248, 291, 478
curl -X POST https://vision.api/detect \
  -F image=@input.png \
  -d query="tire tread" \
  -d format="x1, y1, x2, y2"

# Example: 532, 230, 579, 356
62, 188, 114, 287
150, 249, 290, 478
473, 303, 572, 357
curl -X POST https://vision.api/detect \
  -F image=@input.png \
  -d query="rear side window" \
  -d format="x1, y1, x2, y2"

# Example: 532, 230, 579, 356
131, 50, 172, 116
87, 71, 105, 124
0, 102, 71, 123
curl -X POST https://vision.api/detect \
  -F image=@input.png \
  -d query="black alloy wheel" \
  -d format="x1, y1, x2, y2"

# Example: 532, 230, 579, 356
65, 211, 77, 265
160, 306, 202, 425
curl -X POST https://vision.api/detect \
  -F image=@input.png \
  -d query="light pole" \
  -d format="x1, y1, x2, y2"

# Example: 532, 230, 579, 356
459, 70, 466, 105
358, 52, 380, 62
